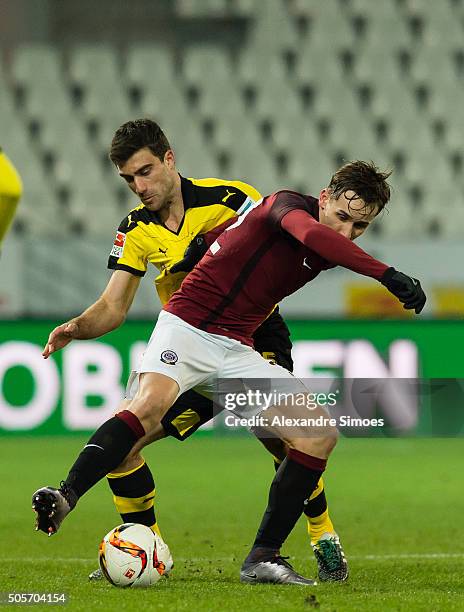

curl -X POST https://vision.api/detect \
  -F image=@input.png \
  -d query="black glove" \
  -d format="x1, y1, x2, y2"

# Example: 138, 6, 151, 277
170, 234, 208, 274
380, 267, 426, 314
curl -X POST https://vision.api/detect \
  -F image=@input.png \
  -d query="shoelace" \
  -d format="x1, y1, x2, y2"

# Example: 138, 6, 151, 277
316, 540, 340, 572
59, 480, 73, 504
273, 555, 294, 570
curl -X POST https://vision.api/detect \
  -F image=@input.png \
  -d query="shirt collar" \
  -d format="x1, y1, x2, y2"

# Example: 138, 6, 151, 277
180, 175, 197, 210
306, 195, 320, 221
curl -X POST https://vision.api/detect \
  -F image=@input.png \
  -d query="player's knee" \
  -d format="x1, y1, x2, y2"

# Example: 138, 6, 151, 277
254, 435, 287, 462
291, 428, 338, 459
113, 452, 144, 474
130, 388, 174, 431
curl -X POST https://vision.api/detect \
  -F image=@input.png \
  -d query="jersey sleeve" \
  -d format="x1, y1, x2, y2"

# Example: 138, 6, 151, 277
267, 191, 310, 229
188, 177, 262, 214
226, 180, 262, 214
280, 208, 389, 280
0, 150, 23, 244
107, 215, 149, 277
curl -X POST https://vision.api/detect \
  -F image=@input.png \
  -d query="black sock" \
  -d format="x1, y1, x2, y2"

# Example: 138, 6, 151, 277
64, 410, 145, 499
275, 458, 328, 519
247, 449, 326, 559
304, 488, 327, 518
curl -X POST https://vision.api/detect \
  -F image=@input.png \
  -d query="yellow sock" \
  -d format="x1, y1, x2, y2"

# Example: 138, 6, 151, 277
307, 508, 335, 545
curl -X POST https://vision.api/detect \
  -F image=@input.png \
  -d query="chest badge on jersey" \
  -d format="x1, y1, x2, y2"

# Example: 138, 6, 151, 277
160, 350, 178, 365
110, 231, 126, 259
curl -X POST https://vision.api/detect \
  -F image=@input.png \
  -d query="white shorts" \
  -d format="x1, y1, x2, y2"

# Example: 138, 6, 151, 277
126, 310, 309, 418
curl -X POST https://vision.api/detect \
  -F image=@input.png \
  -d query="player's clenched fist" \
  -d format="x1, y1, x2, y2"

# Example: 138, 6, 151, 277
43, 321, 79, 358
380, 267, 426, 314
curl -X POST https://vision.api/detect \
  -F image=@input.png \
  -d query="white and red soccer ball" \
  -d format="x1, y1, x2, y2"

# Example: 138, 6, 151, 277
99, 523, 173, 587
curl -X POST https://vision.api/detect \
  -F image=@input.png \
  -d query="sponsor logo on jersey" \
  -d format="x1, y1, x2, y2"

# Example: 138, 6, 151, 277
110, 231, 126, 259
222, 189, 236, 203
160, 350, 178, 365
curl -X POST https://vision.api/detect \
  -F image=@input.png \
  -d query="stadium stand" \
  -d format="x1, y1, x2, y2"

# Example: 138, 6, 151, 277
0, 0, 463, 242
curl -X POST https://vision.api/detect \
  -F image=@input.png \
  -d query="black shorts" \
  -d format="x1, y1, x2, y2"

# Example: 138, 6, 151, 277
161, 307, 293, 440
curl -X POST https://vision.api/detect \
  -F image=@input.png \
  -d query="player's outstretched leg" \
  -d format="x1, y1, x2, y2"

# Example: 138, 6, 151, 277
32, 409, 147, 535
33, 372, 178, 536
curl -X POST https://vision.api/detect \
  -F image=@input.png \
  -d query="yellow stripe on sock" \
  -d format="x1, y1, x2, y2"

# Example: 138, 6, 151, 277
107, 460, 145, 479
151, 523, 162, 537
113, 489, 155, 514
309, 477, 324, 500
308, 508, 335, 544
306, 477, 336, 543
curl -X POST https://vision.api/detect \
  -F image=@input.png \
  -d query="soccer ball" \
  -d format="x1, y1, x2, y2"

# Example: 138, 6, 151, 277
99, 523, 173, 587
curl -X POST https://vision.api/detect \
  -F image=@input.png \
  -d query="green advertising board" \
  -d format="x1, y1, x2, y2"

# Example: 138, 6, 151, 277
0, 319, 463, 435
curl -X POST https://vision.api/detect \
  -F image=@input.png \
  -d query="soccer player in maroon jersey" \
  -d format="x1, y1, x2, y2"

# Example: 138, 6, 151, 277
33, 161, 425, 585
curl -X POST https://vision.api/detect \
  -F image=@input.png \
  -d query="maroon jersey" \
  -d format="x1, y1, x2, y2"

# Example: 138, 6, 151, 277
165, 191, 389, 346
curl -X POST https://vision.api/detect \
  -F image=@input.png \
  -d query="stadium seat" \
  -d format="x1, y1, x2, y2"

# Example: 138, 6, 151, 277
357, 5, 411, 49
230, 0, 259, 17
66, 186, 122, 236
404, 1, 464, 50
253, 80, 303, 123
376, 198, 415, 239
181, 45, 234, 90
294, 42, 346, 91
13, 185, 63, 236
175, 0, 228, 18
353, 46, 404, 90
286, 142, 336, 194
68, 44, 121, 89
409, 43, 458, 91
125, 44, 176, 91
302, 1, 355, 49
11, 44, 63, 90
268, 114, 320, 155
236, 51, 289, 95
247, 0, 299, 54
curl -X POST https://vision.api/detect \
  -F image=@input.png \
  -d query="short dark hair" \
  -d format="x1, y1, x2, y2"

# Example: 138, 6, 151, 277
109, 119, 171, 165
328, 160, 391, 213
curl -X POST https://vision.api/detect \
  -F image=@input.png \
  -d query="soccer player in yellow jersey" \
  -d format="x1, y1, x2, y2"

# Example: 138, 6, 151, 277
41, 119, 347, 581
0, 148, 22, 252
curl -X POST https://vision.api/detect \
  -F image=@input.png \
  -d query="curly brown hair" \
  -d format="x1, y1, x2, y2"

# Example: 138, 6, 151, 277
328, 160, 392, 213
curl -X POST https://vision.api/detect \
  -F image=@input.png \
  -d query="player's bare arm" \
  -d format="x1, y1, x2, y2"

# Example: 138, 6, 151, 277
43, 270, 140, 358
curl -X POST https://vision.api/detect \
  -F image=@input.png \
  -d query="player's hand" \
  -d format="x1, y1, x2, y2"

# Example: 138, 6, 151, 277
380, 267, 426, 314
42, 321, 79, 358
170, 234, 208, 274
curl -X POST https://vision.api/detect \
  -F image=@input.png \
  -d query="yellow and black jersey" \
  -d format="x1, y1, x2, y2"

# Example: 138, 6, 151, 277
0, 148, 22, 248
108, 175, 261, 305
